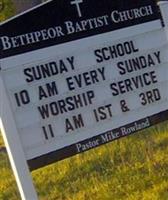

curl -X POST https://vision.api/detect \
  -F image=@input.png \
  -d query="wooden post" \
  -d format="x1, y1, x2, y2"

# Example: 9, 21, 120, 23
1, 1, 42, 199
12, 0, 42, 14
0, 77, 38, 200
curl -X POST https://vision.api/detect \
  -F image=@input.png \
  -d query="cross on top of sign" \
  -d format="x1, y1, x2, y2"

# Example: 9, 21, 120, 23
70, 0, 83, 17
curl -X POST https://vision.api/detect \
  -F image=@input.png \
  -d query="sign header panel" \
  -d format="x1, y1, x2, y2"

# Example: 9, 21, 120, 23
0, 0, 160, 58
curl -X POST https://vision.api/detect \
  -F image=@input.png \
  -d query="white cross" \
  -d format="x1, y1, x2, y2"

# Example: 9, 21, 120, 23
70, 0, 83, 18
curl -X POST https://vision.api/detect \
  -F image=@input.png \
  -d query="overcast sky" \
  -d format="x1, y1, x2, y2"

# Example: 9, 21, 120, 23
12, 0, 42, 14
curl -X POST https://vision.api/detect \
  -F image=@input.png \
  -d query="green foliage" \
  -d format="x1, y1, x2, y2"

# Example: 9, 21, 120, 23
0, 0, 14, 22
1, 122, 168, 199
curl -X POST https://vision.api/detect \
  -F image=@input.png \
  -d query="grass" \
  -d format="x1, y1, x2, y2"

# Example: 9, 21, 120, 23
0, 121, 168, 200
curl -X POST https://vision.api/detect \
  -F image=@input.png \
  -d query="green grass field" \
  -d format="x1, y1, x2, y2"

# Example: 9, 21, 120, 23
1, 122, 168, 200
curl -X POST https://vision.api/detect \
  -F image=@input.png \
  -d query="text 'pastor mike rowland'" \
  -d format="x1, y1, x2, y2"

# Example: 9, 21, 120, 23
75, 118, 150, 153
0, 5, 153, 51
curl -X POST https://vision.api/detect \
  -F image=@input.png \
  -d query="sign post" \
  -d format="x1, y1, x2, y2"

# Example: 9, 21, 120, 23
0, 77, 38, 199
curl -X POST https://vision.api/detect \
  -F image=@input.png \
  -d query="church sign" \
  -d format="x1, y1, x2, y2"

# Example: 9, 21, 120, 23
0, 0, 167, 173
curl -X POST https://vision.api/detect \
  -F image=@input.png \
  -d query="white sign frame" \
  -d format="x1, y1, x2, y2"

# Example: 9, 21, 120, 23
0, 77, 38, 199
